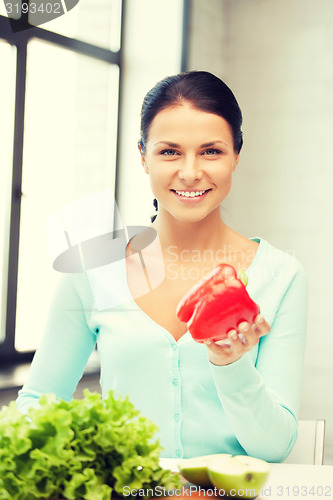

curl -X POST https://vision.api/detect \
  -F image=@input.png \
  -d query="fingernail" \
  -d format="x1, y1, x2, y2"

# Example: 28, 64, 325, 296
239, 333, 246, 344
240, 323, 250, 332
257, 315, 264, 324
230, 330, 238, 340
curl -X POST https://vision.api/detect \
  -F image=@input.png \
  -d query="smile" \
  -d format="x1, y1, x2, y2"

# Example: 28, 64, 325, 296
173, 189, 210, 198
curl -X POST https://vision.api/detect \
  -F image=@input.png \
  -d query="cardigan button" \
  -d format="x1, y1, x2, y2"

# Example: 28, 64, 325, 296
176, 448, 183, 458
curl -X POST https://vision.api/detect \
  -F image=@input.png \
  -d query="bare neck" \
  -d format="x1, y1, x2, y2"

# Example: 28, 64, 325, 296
152, 208, 232, 258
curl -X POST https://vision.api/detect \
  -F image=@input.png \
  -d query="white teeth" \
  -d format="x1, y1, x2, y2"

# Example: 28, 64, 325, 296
175, 190, 206, 198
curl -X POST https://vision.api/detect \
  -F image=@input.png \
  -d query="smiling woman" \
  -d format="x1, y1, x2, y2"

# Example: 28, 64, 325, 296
139, 105, 239, 224
16, 71, 308, 465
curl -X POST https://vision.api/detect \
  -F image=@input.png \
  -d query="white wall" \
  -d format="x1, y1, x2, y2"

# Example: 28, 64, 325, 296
187, 0, 333, 463
116, 0, 184, 228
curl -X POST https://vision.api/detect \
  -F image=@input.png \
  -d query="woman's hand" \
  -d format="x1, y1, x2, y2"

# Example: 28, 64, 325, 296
204, 314, 270, 366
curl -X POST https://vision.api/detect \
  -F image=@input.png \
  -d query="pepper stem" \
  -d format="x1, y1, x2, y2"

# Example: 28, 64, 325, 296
237, 269, 248, 287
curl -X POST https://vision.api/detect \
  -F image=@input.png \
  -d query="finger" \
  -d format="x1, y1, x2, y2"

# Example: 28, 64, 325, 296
237, 322, 250, 339
238, 321, 257, 347
227, 329, 244, 354
215, 338, 233, 348
204, 339, 232, 353
254, 314, 271, 336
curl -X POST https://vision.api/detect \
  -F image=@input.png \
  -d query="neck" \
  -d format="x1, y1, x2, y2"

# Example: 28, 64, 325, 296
152, 207, 231, 257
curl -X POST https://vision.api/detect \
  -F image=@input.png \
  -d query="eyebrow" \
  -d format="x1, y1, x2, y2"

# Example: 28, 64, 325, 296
154, 140, 229, 148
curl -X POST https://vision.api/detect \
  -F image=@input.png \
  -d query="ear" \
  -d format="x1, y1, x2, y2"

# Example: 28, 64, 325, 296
232, 153, 240, 172
141, 155, 149, 174
138, 141, 149, 174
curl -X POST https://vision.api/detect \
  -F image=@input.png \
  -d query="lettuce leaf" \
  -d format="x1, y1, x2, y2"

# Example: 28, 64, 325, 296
0, 390, 181, 499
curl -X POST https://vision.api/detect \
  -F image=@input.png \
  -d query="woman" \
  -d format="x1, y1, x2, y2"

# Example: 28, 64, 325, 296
17, 71, 307, 463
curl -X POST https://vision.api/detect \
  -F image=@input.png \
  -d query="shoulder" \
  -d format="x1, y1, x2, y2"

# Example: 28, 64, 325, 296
52, 271, 96, 319
245, 239, 308, 328
248, 238, 307, 320
252, 237, 306, 280
55, 271, 92, 296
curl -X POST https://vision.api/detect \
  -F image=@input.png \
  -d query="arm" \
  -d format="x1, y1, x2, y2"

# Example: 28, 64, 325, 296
16, 274, 97, 413
206, 263, 308, 462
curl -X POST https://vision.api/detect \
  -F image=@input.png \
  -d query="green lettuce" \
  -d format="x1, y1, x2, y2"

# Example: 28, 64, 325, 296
0, 390, 182, 499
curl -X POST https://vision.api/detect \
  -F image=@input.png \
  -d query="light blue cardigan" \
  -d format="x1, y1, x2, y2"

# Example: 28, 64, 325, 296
16, 238, 308, 462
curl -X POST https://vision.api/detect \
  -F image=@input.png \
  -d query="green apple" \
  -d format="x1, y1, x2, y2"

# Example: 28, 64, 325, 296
208, 455, 270, 498
178, 454, 231, 486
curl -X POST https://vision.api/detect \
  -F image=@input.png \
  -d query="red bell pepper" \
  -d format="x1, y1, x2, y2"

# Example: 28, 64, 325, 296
176, 263, 260, 343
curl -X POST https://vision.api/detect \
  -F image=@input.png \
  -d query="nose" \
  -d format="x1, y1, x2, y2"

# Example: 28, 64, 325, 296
178, 156, 203, 184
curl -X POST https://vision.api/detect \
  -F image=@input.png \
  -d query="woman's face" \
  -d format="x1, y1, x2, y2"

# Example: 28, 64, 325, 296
140, 104, 240, 224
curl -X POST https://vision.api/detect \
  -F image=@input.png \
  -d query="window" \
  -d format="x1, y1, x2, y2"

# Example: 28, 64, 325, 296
0, 0, 188, 364
0, 1, 123, 362
16, 41, 119, 352
30, 0, 122, 51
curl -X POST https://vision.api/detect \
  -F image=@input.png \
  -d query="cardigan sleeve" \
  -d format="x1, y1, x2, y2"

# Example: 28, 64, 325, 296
16, 274, 97, 413
209, 260, 308, 463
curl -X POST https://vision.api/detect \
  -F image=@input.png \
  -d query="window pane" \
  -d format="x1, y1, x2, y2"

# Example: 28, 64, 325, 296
15, 39, 119, 351
29, 0, 122, 52
0, 41, 16, 344
0, 3, 7, 15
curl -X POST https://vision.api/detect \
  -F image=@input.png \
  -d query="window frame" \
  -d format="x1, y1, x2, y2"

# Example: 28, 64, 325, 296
0, 1, 125, 364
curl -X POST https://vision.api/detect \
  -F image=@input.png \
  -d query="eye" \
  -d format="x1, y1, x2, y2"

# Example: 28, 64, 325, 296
201, 148, 223, 156
159, 148, 180, 157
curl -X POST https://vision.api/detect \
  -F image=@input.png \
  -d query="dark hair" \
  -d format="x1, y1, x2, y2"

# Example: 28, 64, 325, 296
139, 70, 243, 155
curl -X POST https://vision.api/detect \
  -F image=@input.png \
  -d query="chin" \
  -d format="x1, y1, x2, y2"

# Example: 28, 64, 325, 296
172, 211, 213, 224
175, 206, 222, 224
